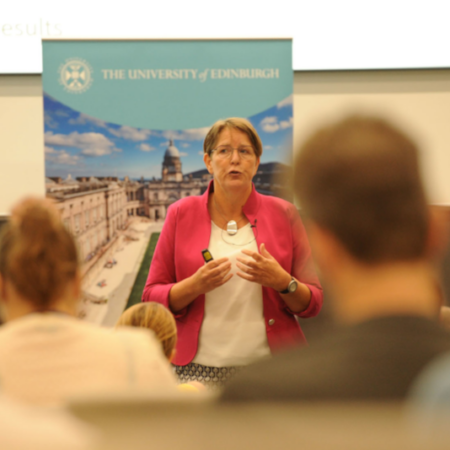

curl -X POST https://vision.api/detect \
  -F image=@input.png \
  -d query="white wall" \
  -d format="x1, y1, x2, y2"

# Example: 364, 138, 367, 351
0, 75, 45, 216
293, 70, 450, 205
3, 0, 450, 71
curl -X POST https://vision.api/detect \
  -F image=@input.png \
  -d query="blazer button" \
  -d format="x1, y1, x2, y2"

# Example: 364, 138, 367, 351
268, 319, 275, 326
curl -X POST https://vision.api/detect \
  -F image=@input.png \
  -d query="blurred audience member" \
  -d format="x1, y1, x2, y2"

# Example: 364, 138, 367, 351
0, 198, 177, 406
439, 216, 450, 327
116, 302, 206, 393
116, 302, 177, 361
439, 306, 450, 330
222, 116, 450, 401
407, 349, 450, 440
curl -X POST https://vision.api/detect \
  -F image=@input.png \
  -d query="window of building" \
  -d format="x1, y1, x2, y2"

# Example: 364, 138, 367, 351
63, 218, 71, 232
85, 210, 90, 227
78, 244, 84, 262
74, 214, 81, 232
85, 239, 91, 256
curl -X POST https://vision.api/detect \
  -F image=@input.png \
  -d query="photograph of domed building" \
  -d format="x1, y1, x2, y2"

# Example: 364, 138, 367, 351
146, 140, 209, 221
44, 93, 294, 226
162, 140, 183, 182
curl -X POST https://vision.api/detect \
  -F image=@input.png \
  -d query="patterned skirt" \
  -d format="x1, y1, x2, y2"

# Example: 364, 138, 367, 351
173, 362, 243, 391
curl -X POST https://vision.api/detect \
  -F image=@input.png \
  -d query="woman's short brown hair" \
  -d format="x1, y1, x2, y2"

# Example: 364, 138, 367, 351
0, 198, 79, 310
203, 117, 263, 158
116, 302, 177, 360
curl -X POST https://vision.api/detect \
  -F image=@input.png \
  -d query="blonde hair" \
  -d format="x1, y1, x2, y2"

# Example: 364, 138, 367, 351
203, 117, 263, 158
116, 303, 177, 359
0, 198, 78, 309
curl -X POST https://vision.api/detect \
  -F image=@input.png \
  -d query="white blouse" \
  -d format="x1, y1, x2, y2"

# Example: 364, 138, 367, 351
193, 221, 270, 367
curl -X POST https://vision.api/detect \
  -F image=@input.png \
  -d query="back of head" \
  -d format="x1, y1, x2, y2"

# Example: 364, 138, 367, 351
294, 115, 429, 263
0, 198, 79, 310
116, 302, 177, 359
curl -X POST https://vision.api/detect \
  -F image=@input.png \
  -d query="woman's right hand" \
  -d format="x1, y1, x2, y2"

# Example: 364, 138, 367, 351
169, 258, 232, 312
191, 257, 233, 296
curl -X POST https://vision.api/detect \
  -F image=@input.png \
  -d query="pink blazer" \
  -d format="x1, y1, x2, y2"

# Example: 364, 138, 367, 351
143, 181, 323, 366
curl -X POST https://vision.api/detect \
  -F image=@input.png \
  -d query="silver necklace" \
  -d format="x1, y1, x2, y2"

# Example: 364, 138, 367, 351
219, 224, 258, 247
213, 198, 245, 236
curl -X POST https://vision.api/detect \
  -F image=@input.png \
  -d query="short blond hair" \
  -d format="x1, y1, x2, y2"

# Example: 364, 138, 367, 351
203, 117, 263, 158
116, 303, 177, 359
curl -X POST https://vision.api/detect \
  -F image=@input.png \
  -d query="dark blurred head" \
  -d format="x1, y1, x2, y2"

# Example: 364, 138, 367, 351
294, 115, 429, 263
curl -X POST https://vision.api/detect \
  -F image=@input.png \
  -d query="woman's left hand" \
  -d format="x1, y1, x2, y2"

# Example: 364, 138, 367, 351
236, 243, 291, 292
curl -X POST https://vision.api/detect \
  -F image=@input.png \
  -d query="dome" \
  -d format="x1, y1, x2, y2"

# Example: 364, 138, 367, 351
62, 174, 78, 185
164, 139, 180, 158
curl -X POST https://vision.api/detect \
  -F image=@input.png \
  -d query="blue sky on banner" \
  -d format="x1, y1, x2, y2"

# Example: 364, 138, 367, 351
44, 93, 293, 179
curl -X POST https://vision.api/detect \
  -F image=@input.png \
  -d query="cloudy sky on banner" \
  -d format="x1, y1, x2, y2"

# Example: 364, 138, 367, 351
44, 94, 293, 179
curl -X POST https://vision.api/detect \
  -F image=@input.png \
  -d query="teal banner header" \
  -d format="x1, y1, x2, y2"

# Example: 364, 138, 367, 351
43, 39, 292, 130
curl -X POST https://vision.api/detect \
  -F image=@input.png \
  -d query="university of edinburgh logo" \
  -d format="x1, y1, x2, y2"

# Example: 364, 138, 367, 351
59, 58, 93, 93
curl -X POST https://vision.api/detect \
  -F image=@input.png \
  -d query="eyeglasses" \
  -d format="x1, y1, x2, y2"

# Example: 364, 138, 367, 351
210, 146, 255, 160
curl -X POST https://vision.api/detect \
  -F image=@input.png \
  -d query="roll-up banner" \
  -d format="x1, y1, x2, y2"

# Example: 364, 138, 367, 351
42, 39, 293, 323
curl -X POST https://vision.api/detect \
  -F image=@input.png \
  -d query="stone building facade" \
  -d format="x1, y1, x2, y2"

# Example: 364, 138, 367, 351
123, 177, 147, 217
46, 141, 211, 257
46, 177, 127, 262
146, 179, 204, 221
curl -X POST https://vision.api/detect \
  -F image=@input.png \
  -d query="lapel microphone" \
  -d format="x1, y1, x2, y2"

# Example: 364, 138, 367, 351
250, 219, 257, 228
